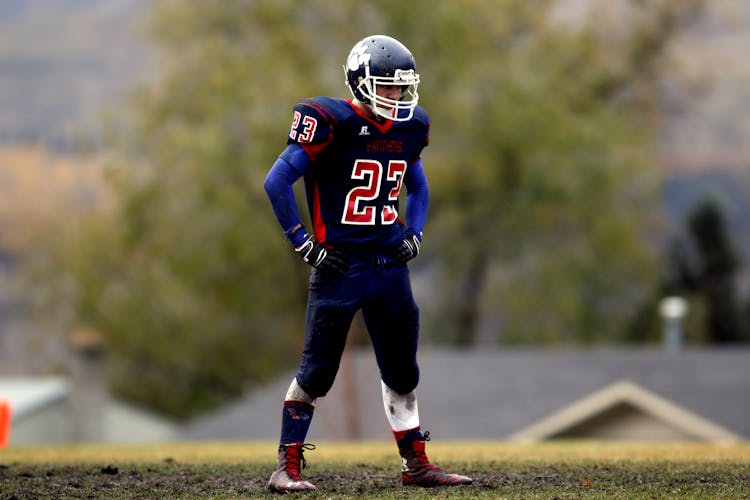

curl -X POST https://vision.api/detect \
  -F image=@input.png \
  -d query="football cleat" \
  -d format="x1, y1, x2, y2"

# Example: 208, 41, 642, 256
399, 432, 473, 487
267, 442, 317, 493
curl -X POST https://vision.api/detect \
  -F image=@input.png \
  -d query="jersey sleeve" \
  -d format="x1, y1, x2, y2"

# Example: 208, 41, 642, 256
287, 99, 337, 158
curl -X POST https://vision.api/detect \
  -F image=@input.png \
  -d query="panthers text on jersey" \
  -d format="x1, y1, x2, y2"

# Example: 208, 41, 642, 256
281, 96, 429, 252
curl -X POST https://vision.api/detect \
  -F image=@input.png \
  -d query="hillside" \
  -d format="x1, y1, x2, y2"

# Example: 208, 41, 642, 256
0, 146, 110, 252
0, 0, 749, 173
659, 0, 750, 173
0, 1, 749, 272
2, 0, 748, 266
0, 1, 749, 291
0, 0, 152, 146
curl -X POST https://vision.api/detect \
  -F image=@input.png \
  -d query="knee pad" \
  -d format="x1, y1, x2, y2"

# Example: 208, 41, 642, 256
381, 363, 419, 395
296, 363, 339, 399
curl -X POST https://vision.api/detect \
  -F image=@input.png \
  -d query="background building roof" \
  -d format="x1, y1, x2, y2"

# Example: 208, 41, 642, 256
180, 347, 750, 442
0, 377, 68, 419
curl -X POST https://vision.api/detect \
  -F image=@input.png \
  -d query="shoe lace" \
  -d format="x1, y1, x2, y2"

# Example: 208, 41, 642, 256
284, 443, 316, 478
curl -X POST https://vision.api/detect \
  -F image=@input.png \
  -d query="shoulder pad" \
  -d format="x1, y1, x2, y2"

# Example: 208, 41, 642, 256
287, 98, 338, 145
411, 106, 430, 128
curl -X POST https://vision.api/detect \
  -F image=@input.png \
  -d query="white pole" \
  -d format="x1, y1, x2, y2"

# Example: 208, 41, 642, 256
659, 296, 688, 353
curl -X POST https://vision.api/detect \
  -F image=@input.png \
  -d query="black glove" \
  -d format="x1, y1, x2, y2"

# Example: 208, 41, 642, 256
392, 229, 422, 263
295, 237, 348, 275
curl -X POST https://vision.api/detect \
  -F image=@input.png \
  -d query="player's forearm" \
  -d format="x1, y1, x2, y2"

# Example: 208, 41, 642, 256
264, 157, 306, 245
404, 159, 430, 233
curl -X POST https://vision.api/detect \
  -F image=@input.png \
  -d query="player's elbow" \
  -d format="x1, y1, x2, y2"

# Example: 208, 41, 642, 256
264, 167, 289, 200
263, 171, 277, 198
264, 156, 300, 198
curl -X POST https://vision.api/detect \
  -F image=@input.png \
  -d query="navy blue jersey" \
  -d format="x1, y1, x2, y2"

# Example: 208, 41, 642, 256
285, 97, 429, 252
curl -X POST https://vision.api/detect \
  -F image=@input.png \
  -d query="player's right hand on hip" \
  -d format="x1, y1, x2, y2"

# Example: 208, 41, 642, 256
295, 237, 348, 275
392, 229, 422, 263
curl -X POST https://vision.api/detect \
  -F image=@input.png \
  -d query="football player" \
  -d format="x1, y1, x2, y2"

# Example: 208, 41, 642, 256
264, 34, 473, 492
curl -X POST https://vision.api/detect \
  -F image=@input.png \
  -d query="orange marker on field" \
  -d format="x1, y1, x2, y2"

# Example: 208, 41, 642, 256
0, 398, 11, 448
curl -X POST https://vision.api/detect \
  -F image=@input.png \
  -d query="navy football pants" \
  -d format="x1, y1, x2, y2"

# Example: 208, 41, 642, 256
295, 254, 420, 398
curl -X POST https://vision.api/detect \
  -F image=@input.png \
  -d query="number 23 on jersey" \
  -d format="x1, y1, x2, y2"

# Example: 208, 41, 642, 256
342, 159, 406, 225
290, 111, 318, 143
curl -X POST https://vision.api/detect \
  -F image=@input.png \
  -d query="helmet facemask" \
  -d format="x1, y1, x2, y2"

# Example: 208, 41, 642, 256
356, 68, 420, 122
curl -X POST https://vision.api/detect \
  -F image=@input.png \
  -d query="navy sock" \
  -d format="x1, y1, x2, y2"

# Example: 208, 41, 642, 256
394, 426, 423, 450
279, 400, 314, 445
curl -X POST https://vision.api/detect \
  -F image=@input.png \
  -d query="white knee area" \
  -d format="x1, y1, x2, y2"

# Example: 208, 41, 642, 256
285, 377, 316, 404
381, 380, 420, 431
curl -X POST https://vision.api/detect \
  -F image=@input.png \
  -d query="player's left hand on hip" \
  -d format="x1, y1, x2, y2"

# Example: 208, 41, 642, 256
392, 229, 422, 263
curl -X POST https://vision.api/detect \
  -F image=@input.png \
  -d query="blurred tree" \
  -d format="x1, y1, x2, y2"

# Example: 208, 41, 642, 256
386, 0, 703, 345
26, 0, 376, 418
635, 197, 749, 345
26, 0, 708, 417
683, 198, 747, 342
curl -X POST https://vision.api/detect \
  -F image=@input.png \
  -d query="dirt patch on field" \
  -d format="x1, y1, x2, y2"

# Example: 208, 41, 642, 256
1, 461, 748, 498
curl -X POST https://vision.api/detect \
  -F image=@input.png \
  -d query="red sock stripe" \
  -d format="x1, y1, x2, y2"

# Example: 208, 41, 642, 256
283, 400, 315, 412
392, 426, 421, 442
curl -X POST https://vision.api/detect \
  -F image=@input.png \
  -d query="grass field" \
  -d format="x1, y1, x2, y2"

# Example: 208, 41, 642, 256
1, 441, 749, 498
